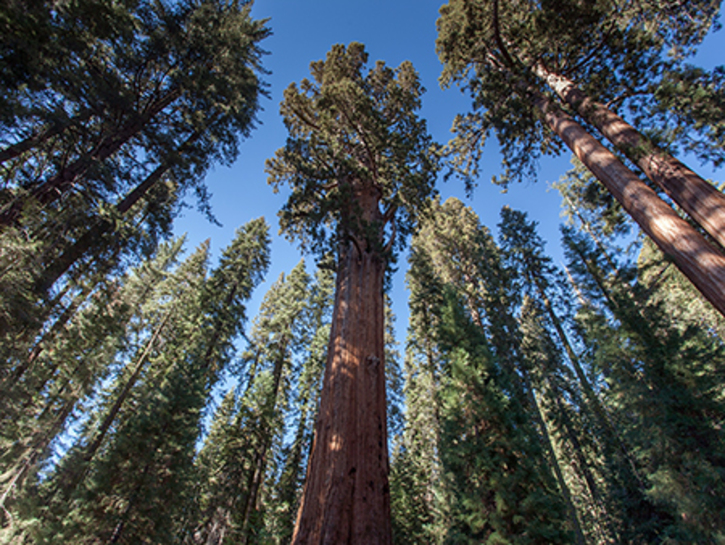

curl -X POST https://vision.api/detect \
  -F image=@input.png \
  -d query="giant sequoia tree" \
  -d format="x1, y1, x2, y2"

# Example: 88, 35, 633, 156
436, 0, 725, 318
266, 42, 438, 544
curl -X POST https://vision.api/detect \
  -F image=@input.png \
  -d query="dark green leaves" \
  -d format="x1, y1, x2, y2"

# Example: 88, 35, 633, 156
267, 42, 439, 258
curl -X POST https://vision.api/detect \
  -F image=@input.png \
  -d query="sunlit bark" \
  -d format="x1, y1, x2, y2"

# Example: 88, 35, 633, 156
292, 184, 391, 545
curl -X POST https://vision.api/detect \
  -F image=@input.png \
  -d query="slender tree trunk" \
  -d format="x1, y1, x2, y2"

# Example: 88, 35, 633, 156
531, 275, 641, 482
1, 285, 92, 393
0, 395, 75, 512
34, 158, 174, 294
532, 90, 725, 318
522, 370, 586, 545
87, 311, 170, 445
535, 65, 725, 250
0, 110, 94, 165
0, 89, 180, 227
241, 345, 287, 543
555, 397, 620, 544
292, 188, 391, 544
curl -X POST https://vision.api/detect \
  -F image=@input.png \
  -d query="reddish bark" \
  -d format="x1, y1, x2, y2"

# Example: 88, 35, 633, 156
532, 90, 725, 319
535, 65, 725, 250
291, 184, 391, 545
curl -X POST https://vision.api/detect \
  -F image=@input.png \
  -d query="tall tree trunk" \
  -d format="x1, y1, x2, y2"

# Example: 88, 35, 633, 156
0, 89, 180, 227
532, 89, 725, 318
34, 131, 198, 294
53, 310, 172, 499
0, 110, 94, 165
241, 344, 287, 543
530, 275, 644, 486
292, 188, 391, 544
521, 369, 586, 545
535, 65, 725, 250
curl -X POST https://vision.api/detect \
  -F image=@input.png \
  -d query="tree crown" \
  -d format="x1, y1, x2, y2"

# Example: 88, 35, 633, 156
267, 42, 439, 259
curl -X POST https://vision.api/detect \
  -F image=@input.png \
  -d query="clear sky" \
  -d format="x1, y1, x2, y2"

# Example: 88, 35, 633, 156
173, 0, 725, 349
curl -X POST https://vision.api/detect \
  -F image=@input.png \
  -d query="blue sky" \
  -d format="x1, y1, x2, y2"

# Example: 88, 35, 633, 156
173, 0, 725, 347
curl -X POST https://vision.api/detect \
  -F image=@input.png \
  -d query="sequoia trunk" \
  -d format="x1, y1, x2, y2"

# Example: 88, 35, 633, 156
535, 65, 725, 250
291, 194, 391, 544
532, 90, 725, 318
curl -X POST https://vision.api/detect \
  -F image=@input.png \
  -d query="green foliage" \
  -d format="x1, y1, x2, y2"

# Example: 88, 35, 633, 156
563, 222, 725, 543
554, 158, 631, 239
392, 197, 572, 544
182, 261, 334, 544
436, 0, 724, 186
0, 0, 270, 332
0, 220, 270, 543
267, 42, 439, 258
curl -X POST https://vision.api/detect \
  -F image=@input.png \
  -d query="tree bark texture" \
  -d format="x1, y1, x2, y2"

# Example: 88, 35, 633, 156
533, 91, 725, 319
292, 189, 391, 544
535, 65, 725, 251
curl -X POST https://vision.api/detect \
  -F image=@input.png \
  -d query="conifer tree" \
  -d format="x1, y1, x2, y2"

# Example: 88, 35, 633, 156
0, 0, 270, 354
183, 262, 334, 545
0, 237, 186, 536
562, 223, 725, 542
395, 196, 572, 543
37, 240, 214, 544
0, 0, 269, 227
391, 245, 450, 545
266, 42, 438, 543
18, 220, 270, 544
262, 267, 334, 544
436, 0, 725, 318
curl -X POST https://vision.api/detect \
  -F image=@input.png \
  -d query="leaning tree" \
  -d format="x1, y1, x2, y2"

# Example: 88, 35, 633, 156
436, 0, 725, 318
266, 42, 438, 544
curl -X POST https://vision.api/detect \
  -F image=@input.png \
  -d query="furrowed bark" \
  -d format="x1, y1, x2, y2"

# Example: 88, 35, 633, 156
292, 186, 391, 545
533, 90, 725, 319
535, 65, 725, 250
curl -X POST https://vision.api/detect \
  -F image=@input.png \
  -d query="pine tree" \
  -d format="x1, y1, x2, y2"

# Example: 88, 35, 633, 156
38, 239, 213, 544
19, 220, 270, 544
263, 267, 334, 544
0, 0, 271, 355
395, 196, 572, 543
563, 223, 725, 542
391, 241, 450, 545
0, 0, 269, 227
0, 237, 186, 537
266, 42, 438, 543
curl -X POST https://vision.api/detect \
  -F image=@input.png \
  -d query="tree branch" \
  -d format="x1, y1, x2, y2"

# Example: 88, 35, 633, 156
492, 0, 517, 69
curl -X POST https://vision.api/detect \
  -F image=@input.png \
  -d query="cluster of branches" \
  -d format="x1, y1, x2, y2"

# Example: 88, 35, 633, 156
391, 196, 725, 544
0, 0, 269, 346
